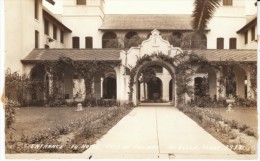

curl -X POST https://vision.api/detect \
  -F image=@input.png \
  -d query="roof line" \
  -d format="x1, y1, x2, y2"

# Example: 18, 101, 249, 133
237, 17, 257, 33
43, 9, 72, 33
46, 0, 55, 5
21, 60, 121, 63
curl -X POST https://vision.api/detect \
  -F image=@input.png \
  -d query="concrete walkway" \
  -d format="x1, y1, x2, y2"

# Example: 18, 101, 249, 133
83, 105, 238, 159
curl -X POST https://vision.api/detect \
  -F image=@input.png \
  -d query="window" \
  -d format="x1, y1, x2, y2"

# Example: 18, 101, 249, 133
85, 37, 93, 48
251, 26, 255, 41
217, 38, 224, 49
34, 0, 39, 19
44, 19, 49, 35
244, 31, 248, 44
76, 0, 86, 5
229, 38, 237, 49
35, 30, 39, 48
223, 0, 232, 6
72, 37, 80, 48
102, 32, 118, 48
53, 25, 57, 40
60, 30, 64, 43
124, 31, 139, 48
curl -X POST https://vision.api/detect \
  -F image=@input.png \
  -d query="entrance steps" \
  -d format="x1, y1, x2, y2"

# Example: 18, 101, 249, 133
138, 102, 174, 107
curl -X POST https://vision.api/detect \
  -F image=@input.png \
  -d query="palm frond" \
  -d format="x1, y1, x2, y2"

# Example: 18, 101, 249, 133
192, 0, 221, 32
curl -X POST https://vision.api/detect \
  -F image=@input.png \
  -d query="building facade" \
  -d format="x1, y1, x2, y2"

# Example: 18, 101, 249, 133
4, 0, 257, 106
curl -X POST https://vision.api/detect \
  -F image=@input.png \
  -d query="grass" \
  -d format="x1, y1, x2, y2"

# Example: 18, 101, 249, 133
206, 107, 258, 129
7, 107, 108, 141
6, 106, 133, 153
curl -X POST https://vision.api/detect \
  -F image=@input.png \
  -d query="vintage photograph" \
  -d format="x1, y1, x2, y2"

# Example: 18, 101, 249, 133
3, 0, 258, 160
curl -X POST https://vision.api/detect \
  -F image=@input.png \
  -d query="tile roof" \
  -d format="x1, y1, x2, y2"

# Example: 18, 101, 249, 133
193, 49, 257, 62
21, 49, 257, 63
99, 14, 194, 30
21, 49, 121, 63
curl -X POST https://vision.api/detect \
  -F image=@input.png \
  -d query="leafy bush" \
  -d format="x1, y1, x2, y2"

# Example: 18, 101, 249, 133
244, 128, 257, 137
5, 69, 44, 106
5, 99, 18, 129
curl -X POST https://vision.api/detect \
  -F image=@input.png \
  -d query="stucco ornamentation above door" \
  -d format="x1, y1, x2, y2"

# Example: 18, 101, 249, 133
121, 29, 183, 68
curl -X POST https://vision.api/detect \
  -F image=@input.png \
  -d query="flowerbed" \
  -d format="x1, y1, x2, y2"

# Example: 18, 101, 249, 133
6, 106, 133, 153
179, 105, 258, 154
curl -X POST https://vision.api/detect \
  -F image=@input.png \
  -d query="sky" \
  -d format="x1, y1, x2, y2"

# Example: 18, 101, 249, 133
44, 0, 195, 14
104, 0, 194, 14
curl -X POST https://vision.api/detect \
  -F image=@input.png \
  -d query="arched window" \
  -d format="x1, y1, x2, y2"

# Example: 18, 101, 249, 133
124, 31, 140, 48
217, 37, 224, 49
85, 37, 93, 48
229, 38, 237, 49
72, 36, 80, 48
191, 33, 207, 49
102, 32, 117, 48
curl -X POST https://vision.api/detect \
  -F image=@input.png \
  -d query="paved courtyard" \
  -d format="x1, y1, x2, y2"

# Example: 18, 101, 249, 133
83, 105, 239, 159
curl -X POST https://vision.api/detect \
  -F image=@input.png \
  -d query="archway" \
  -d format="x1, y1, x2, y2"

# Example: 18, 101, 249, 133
103, 76, 117, 99
102, 32, 118, 48
30, 64, 46, 105
195, 65, 217, 99
134, 59, 176, 105
225, 71, 236, 97
194, 77, 207, 96
124, 31, 140, 48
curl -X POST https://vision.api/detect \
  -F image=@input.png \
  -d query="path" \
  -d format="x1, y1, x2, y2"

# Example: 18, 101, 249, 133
83, 105, 237, 159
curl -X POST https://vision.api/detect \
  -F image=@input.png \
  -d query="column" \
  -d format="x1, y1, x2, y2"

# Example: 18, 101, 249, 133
100, 77, 103, 98
216, 70, 226, 100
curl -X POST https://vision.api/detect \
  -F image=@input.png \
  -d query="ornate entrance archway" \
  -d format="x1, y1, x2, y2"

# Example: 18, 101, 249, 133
120, 29, 183, 105
132, 58, 176, 105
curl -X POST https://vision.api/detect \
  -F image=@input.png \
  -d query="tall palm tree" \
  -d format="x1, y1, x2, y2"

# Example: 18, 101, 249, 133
192, 0, 221, 32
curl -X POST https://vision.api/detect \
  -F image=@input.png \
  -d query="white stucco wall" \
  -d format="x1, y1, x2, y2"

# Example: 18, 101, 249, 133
61, 0, 104, 48
5, 0, 43, 72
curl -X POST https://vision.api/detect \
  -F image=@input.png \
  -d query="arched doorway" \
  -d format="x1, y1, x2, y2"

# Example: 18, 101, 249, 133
30, 64, 46, 105
147, 77, 162, 101
225, 72, 236, 97
194, 77, 208, 96
195, 65, 217, 99
103, 77, 117, 99
134, 60, 176, 105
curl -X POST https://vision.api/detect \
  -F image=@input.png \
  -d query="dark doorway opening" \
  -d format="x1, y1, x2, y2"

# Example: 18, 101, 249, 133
103, 77, 117, 99
147, 77, 162, 100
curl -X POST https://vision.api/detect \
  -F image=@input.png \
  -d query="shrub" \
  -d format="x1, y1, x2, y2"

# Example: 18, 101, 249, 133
244, 128, 257, 137
5, 99, 18, 129
238, 124, 249, 132
5, 69, 44, 106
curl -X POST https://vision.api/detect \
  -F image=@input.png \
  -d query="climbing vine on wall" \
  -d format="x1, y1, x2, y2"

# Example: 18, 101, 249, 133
33, 57, 120, 105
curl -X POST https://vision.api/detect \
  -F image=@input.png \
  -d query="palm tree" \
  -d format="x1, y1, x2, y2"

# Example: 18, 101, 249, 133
192, 0, 221, 32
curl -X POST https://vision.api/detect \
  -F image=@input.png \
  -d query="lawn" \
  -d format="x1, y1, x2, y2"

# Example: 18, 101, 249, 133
206, 107, 258, 129
6, 106, 133, 153
7, 107, 108, 141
